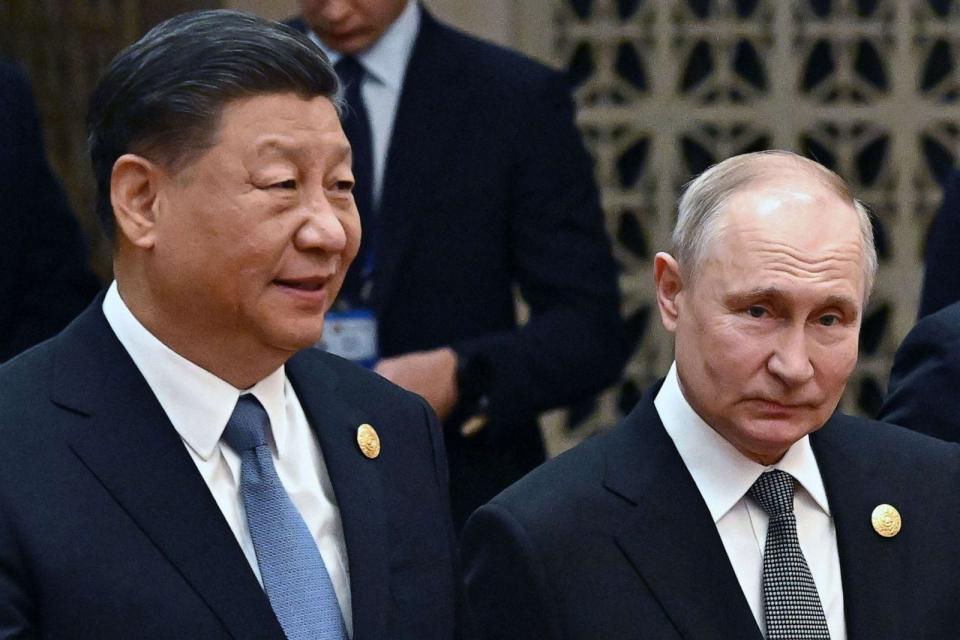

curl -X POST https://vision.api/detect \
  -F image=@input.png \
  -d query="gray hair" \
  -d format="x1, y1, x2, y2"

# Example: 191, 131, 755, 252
672, 150, 878, 299
87, 9, 341, 238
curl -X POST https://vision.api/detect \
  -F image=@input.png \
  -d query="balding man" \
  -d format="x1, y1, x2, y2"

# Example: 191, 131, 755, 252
462, 151, 960, 640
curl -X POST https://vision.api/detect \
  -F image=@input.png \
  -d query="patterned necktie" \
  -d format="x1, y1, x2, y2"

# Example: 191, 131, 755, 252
334, 56, 376, 305
748, 470, 831, 640
222, 395, 347, 640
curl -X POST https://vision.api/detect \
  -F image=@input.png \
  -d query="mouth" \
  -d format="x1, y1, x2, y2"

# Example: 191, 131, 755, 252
275, 277, 325, 291
324, 25, 359, 40
748, 398, 815, 416
273, 276, 332, 307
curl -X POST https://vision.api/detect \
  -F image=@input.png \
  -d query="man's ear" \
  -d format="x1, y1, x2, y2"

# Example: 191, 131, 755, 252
654, 252, 684, 333
111, 154, 162, 249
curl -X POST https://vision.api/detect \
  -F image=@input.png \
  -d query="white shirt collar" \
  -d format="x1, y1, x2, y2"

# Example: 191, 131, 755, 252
654, 362, 831, 523
309, 0, 420, 91
101, 281, 289, 461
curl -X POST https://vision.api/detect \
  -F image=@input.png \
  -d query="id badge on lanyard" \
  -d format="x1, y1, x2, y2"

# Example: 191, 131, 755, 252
317, 308, 378, 368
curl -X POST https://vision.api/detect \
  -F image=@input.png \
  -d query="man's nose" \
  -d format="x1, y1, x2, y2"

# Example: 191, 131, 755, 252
317, 0, 350, 21
767, 325, 815, 387
295, 197, 349, 253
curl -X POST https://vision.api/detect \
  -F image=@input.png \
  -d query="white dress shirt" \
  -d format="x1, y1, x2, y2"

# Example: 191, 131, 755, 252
310, 0, 420, 207
102, 281, 354, 637
654, 362, 846, 639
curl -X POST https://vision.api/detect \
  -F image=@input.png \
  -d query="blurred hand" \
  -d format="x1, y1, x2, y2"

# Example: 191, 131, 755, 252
375, 347, 459, 421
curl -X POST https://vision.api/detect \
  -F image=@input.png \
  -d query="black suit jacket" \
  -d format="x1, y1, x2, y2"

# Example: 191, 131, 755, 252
919, 169, 960, 318
878, 299, 960, 441
0, 299, 465, 639
0, 61, 100, 362
290, 10, 627, 527
463, 388, 960, 639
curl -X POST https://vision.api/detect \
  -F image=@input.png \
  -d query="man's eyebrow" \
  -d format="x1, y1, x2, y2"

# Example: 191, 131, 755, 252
250, 137, 353, 164
726, 289, 860, 315
820, 294, 858, 309
251, 137, 293, 156
329, 141, 352, 165
725, 287, 785, 305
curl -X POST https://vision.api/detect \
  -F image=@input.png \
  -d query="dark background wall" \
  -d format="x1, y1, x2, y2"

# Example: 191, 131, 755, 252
0, 0, 218, 279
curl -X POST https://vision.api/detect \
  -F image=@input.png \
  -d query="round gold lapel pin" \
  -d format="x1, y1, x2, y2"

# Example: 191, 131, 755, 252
871, 504, 901, 538
357, 423, 380, 459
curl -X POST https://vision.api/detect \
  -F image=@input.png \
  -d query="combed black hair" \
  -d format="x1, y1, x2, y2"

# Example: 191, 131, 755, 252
87, 9, 340, 237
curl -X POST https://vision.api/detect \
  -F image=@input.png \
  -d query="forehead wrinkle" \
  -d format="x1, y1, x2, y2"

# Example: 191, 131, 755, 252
703, 231, 866, 303
753, 241, 863, 277
723, 216, 865, 271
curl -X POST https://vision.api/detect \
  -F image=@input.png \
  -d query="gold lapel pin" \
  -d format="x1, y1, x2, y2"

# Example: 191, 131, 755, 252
356, 423, 380, 459
871, 503, 901, 538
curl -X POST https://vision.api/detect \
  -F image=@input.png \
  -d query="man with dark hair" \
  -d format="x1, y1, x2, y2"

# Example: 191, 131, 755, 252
463, 151, 960, 639
0, 10, 464, 639
289, 0, 626, 528
0, 60, 100, 361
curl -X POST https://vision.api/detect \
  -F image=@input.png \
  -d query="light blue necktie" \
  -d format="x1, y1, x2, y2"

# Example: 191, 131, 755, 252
223, 395, 347, 640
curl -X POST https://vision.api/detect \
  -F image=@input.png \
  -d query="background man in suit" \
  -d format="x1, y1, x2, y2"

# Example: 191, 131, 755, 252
916, 168, 960, 318
878, 168, 960, 441
877, 299, 960, 441
0, 60, 100, 362
290, 0, 627, 528
462, 150, 960, 639
0, 11, 464, 639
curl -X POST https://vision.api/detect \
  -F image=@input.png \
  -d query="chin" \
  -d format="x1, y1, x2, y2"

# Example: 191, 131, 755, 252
737, 421, 817, 462
325, 34, 370, 55
263, 321, 326, 355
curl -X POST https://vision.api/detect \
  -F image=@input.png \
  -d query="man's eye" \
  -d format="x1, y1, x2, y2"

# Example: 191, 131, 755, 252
334, 180, 354, 192
270, 179, 297, 190
819, 314, 840, 327
747, 306, 766, 318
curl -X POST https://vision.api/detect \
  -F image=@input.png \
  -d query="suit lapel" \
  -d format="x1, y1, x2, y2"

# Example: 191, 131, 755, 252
811, 416, 906, 638
53, 303, 284, 639
287, 352, 389, 640
605, 394, 763, 640
374, 11, 469, 312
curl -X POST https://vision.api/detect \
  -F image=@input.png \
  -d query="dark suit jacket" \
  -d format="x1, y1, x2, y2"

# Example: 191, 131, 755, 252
878, 299, 960, 441
0, 60, 100, 362
462, 387, 960, 639
919, 168, 960, 318
0, 299, 466, 639
290, 10, 627, 527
